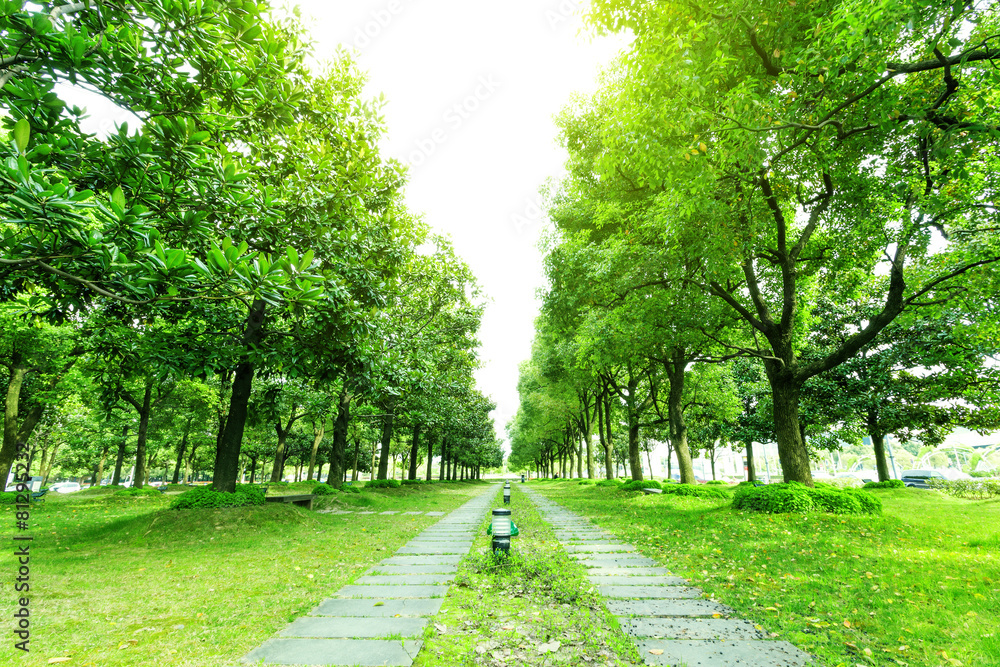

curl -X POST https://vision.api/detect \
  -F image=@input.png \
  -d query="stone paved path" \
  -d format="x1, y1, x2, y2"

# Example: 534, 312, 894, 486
242, 485, 497, 666
520, 485, 814, 667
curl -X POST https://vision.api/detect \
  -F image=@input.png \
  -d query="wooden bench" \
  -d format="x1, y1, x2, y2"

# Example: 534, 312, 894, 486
264, 494, 315, 510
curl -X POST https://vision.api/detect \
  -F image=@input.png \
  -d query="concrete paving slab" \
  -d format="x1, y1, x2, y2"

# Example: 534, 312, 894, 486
635, 639, 813, 666
355, 574, 453, 585
403, 511, 424, 515
587, 575, 689, 586
382, 555, 462, 565
366, 564, 457, 575
380, 511, 399, 515
425, 511, 445, 516
600, 585, 703, 599
336, 584, 448, 598
311, 597, 444, 618
242, 638, 422, 666
395, 545, 469, 554
564, 544, 636, 553
621, 618, 764, 640
576, 555, 659, 567
280, 616, 428, 638
585, 567, 675, 577
607, 599, 735, 617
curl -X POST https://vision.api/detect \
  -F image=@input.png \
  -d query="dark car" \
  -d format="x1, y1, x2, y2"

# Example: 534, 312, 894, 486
899, 469, 946, 489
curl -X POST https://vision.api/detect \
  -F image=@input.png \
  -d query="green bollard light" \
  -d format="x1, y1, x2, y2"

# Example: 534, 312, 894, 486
491, 508, 511, 555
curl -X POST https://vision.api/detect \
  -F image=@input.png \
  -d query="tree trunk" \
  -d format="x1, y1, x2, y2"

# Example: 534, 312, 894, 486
95, 443, 110, 487
666, 349, 696, 484
172, 423, 190, 485
646, 447, 654, 480
112, 425, 129, 485
426, 431, 434, 482
351, 438, 360, 481
327, 388, 351, 487
307, 421, 325, 481
0, 358, 28, 492
745, 439, 757, 482
869, 421, 891, 482
577, 436, 583, 478
439, 437, 447, 481
377, 413, 393, 480
408, 423, 421, 480
214, 299, 266, 493
598, 392, 614, 479
766, 367, 814, 485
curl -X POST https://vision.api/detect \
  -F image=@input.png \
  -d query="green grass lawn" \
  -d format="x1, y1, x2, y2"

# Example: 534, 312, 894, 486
0, 481, 490, 667
528, 480, 1000, 667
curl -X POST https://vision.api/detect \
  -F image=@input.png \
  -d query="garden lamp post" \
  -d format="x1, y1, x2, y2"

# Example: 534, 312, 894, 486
491, 508, 511, 554
503, 482, 511, 505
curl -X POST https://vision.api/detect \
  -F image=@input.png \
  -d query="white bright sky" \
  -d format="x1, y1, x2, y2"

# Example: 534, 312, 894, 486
60, 1, 628, 445
286, 0, 629, 443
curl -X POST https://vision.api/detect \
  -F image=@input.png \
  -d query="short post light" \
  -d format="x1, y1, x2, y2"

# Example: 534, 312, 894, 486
503, 482, 511, 505
520, 473, 525, 483
491, 508, 512, 555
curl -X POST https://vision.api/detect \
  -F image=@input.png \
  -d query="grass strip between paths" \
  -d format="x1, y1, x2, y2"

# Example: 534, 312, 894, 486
412, 483, 641, 667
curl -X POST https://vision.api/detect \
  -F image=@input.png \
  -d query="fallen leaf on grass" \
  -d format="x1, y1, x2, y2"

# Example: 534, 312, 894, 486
537, 640, 561, 654
434, 623, 447, 633
649, 649, 664, 655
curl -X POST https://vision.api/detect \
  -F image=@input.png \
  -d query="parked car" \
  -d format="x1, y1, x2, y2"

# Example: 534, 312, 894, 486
835, 470, 877, 484
50, 482, 81, 494
899, 469, 946, 488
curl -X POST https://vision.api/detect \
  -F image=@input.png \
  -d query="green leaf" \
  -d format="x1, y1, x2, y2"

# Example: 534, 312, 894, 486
191, 131, 211, 142
111, 186, 126, 210
13, 118, 29, 153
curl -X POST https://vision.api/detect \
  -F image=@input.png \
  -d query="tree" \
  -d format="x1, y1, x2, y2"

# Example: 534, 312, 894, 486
577, 0, 1000, 484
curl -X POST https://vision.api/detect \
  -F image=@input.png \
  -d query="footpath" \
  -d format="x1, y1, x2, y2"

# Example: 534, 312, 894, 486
521, 485, 814, 667
241, 483, 497, 666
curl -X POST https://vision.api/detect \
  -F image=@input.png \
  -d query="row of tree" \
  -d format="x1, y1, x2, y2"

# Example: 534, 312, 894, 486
509, 0, 1000, 485
1, 1, 500, 492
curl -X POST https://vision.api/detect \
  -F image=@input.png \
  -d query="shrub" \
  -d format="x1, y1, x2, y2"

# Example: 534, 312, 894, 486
661, 484, 730, 500
401, 479, 423, 485
577, 479, 596, 485
733, 483, 814, 514
311, 483, 337, 496
733, 482, 881, 515
342, 485, 361, 494
596, 479, 622, 488
705, 480, 728, 485
114, 487, 161, 498
170, 484, 265, 509
0, 491, 20, 504
929, 478, 1000, 500
970, 471, 999, 478
364, 479, 402, 489
863, 480, 905, 489
621, 479, 661, 492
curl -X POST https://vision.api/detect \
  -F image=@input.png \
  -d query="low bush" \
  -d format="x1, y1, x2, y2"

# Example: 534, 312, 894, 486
596, 479, 622, 488
0, 491, 20, 504
342, 485, 361, 494
170, 484, 265, 509
364, 479, 402, 489
661, 484, 730, 500
577, 479, 596, 485
401, 479, 423, 485
928, 478, 1000, 500
970, 471, 999, 478
732, 482, 882, 515
863, 480, 905, 489
311, 483, 338, 496
622, 479, 660, 492
705, 480, 728, 485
